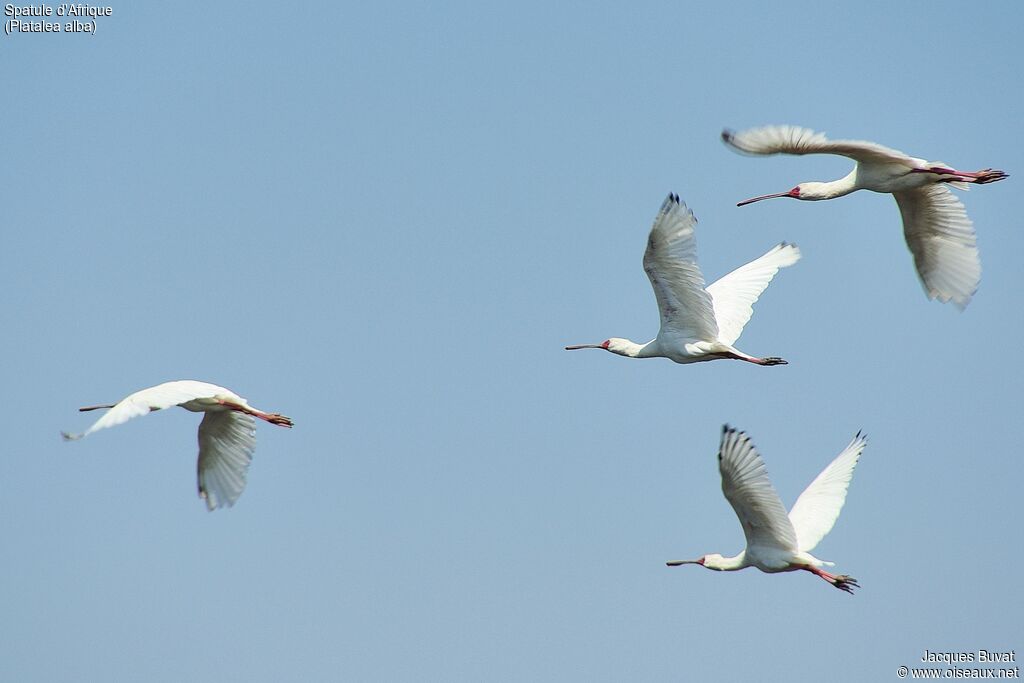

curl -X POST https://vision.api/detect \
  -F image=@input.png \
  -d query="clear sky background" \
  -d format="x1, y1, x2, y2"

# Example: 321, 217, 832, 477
3, 3, 1021, 681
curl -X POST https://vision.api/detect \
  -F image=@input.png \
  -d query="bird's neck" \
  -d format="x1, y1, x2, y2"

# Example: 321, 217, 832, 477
705, 552, 748, 571
607, 338, 654, 358
820, 169, 859, 198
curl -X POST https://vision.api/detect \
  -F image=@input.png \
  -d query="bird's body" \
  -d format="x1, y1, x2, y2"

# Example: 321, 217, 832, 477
565, 193, 799, 366
667, 425, 866, 594
62, 380, 293, 510
723, 125, 1008, 309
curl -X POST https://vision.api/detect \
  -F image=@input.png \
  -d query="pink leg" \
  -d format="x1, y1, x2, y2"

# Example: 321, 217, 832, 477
219, 400, 294, 428
804, 565, 859, 594
911, 167, 1008, 184
253, 410, 294, 428
725, 351, 788, 366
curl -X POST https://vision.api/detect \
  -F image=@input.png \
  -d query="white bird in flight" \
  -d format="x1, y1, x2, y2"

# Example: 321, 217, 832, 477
722, 125, 1008, 309
667, 425, 866, 594
62, 380, 293, 510
565, 193, 799, 366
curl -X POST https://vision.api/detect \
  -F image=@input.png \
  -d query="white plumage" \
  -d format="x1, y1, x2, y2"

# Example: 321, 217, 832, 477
63, 380, 293, 510
722, 125, 1007, 309
667, 425, 866, 594
565, 193, 799, 365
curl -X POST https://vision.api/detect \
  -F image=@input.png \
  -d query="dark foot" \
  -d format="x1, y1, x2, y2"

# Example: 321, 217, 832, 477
832, 575, 859, 594
760, 357, 788, 366
974, 169, 1008, 184
266, 413, 294, 428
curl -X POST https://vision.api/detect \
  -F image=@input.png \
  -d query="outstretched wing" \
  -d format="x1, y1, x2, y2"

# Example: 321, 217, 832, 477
706, 243, 801, 346
788, 432, 866, 553
61, 380, 230, 441
722, 125, 921, 166
718, 426, 798, 553
642, 194, 719, 343
894, 185, 980, 309
197, 411, 257, 510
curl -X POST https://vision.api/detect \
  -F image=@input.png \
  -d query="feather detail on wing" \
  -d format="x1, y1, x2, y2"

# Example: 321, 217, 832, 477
643, 194, 719, 343
788, 432, 866, 553
718, 426, 798, 553
197, 411, 256, 511
894, 185, 980, 309
706, 243, 800, 346
723, 125, 920, 166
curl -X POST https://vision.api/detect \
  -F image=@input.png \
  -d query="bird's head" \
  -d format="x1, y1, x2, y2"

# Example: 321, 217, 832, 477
699, 553, 729, 570
564, 338, 634, 355
738, 182, 835, 206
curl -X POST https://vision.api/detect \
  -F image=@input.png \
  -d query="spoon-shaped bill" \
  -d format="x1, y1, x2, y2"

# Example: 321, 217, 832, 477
564, 342, 607, 350
666, 558, 704, 567
737, 191, 792, 206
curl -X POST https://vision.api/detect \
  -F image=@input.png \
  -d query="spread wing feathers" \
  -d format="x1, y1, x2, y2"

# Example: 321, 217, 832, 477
61, 380, 233, 441
706, 243, 801, 346
642, 194, 719, 342
894, 185, 980, 309
788, 432, 866, 553
718, 426, 798, 553
723, 125, 921, 166
197, 411, 256, 511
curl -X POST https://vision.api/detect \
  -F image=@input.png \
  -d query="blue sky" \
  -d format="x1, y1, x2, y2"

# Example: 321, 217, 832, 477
3, 2, 1021, 680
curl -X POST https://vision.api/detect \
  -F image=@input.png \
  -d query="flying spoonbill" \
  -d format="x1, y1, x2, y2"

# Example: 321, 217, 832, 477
722, 125, 1008, 309
62, 380, 293, 510
565, 193, 799, 365
667, 425, 865, 593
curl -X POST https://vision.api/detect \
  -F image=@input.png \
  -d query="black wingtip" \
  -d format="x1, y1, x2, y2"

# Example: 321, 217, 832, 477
721, 424, 747, 441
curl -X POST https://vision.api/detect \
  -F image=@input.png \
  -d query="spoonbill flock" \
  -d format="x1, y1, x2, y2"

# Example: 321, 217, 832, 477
667, 425, 866, 594
62, 125, 1006, 601
565, 193, 799, 366
722, 125, 1007, 309
556, 125, 1005, 593
62, 380, 292, 510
